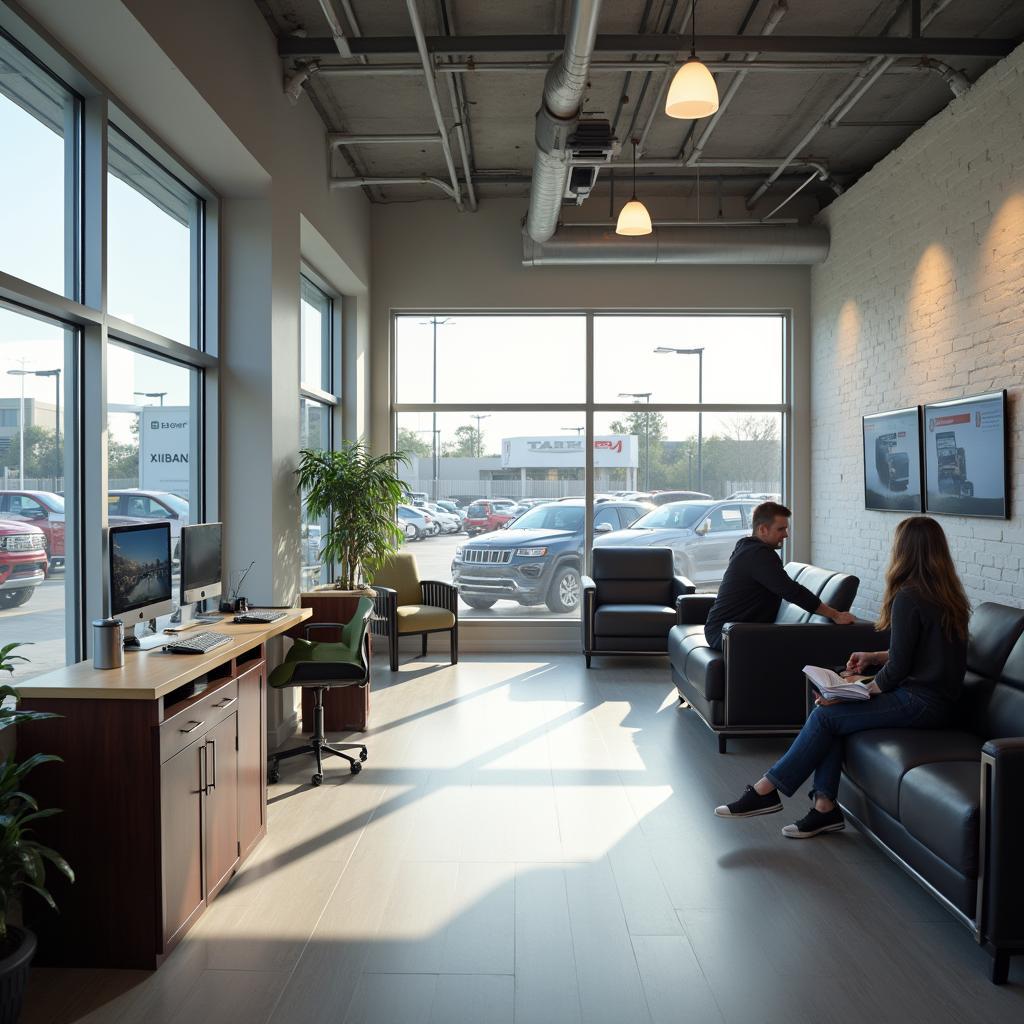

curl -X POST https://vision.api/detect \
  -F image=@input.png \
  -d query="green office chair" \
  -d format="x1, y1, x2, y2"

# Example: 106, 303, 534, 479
267, 596, 373, 786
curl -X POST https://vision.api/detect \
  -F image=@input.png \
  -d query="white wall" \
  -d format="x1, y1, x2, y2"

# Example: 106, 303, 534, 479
810, 44, 1024, 617
370, 197, 815, 561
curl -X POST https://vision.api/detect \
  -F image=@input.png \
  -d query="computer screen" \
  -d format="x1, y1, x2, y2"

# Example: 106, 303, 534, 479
109, 521, 173, 621
180, 522, 223, 604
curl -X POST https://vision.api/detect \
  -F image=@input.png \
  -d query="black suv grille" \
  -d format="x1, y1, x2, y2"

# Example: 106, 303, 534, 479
463, 549, 513, 565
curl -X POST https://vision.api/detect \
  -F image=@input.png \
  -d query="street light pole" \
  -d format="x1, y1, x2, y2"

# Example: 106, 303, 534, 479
134, 390, 167, 407
6, 364, 28, 488
618, 392, 652, 490
471, 413, 490, 459
420, 317, 454, 500
654, 347, 704, 491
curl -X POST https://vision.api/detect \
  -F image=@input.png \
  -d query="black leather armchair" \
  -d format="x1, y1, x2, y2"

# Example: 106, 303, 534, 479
838, 602, 1024, 984
581, 547, 695, 668
668, 561, 871, 751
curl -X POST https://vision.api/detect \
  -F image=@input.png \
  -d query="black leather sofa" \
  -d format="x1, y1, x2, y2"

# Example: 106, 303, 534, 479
581, 547, 695, 668
838, 601, 1024, 984
668, 561, 868, 752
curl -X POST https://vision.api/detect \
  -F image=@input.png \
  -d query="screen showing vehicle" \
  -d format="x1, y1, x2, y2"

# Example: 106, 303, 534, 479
862, 407, 922, 512
924, 391, 1007, 518
181, 522, 222, 591
109, 523, 172, 616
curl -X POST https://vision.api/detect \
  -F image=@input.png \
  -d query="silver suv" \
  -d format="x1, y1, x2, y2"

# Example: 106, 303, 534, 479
593, 499, 760, 587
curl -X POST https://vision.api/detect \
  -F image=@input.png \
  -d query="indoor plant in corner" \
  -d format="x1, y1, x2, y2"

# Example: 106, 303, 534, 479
297, 440, 410, 591
0, 642, 74, 1024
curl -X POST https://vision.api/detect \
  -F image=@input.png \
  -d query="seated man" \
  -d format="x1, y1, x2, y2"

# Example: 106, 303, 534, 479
704, 501, 854, 650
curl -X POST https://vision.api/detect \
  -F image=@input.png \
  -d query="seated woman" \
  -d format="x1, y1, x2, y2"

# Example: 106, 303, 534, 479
714, 515, 969, 838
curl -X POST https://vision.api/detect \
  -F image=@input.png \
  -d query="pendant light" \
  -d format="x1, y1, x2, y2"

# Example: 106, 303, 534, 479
665, 0, 719, 119
615, 140, 652, 236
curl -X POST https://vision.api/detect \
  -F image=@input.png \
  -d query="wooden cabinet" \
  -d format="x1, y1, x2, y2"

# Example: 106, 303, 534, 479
161, 735, 206, 947
236, 660, 267, 859
204, 712, 240, 899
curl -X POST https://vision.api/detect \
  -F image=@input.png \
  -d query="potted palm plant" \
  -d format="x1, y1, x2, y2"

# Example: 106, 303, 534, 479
0, 643, 73, 1024
297, 440, 410, 590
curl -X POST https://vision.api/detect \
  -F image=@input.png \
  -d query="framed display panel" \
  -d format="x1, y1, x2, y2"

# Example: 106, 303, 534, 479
862, 407, 923, 512
923, 391, 1008, 519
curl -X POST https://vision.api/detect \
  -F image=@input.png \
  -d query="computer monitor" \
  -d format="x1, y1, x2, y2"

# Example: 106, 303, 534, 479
180, 522, 223, 605
108, 522, 173, 647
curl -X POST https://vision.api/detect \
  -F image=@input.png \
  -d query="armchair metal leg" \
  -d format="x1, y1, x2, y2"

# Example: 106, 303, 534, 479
450, 626, 458, 665
586, 654, 592, 668
389, 632, 398, 671
718, 735, 728, 754
991, 949, 1010, 985
421, 633, 428, 657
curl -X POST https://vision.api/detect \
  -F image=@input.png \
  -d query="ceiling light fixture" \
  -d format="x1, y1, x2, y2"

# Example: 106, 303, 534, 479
616, 139, 653, 236
665, 0, 720, 119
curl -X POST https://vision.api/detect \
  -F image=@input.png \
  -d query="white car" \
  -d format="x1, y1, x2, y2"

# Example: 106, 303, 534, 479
421, 502, 461, 534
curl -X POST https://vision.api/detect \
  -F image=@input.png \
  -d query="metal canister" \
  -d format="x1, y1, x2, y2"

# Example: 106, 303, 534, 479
92, 618, 124, 670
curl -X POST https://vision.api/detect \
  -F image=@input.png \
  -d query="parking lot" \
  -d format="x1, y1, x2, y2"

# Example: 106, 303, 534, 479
1, 573, 67, 680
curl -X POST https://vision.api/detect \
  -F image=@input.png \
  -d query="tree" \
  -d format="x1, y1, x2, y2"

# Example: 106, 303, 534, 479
396, 428, 431, 458
610, 410, 668, 489
0, 426, 60, 479
107, 431, 139, 482
442, 424, 483, 458
721, 415, 778, 442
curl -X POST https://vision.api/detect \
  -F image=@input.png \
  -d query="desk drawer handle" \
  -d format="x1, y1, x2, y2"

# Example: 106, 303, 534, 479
179, 720, 205, 734
213, 696, 237, 710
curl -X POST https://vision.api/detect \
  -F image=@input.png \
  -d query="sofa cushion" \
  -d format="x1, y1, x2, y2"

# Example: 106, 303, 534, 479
594, 604, 676, 638
668, 624, 724, 701
592, 546, 674, 580
966, 602, 1024, 678
596, 579, 673, 606
843, 730, 983, 819
395, 604, 456, 633
899, 761, 981, 877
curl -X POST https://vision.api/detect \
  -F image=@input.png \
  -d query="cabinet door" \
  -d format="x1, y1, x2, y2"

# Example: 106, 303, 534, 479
204, 713, 240, 899
161, 737, 205, 947
236, 661, 266, 860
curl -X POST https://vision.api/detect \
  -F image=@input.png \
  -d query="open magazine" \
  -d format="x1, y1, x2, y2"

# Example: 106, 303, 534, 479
804, 664, 874, 702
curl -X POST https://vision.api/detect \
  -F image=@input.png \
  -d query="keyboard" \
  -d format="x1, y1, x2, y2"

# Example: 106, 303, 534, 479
233, 609, 288, 624
163, 631, 233, 655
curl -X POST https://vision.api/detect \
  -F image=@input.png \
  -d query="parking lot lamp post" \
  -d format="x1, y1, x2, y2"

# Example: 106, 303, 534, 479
471, 413, 490, 459
618, 392, 652, 489
6, 366, 29, 488
134, 390, 167, 406
654, 347, 704, 491
420, 317, 454, 500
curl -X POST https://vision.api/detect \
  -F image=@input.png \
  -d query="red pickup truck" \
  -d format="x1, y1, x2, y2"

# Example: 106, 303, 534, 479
463, 500, 516, 537
0, 490, 66, 569
0, 519, 48, 608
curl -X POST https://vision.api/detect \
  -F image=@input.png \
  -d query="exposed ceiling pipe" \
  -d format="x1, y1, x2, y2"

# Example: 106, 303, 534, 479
759, 169, 820, 220
438, 0, 478, 212
329, 133, 442, 145
526, 0, 603, 244
920, 56, 971, 97
329, 176, 457, 198
687, 1, 788, 166
404, 0, 463, 211
284, 60, 320, 103
747, 0, 954, 207
316, 0, 353, 58
522, 224, 830, 265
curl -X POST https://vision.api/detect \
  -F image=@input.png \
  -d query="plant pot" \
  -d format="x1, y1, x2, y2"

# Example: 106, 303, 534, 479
0, 927, 36, 1024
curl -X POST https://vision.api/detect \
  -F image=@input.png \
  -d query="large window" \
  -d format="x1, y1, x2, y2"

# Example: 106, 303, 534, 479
393, 313, 787, 619
107, 127, 202, 346
299, 274, 338, 590
0, 31, 78, 297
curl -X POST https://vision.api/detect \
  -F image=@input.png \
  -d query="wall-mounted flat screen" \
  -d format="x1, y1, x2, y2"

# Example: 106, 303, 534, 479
862, 407, 923, 512
924, 391, 1008, 519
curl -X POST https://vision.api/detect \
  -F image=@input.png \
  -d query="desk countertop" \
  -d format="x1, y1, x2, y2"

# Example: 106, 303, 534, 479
17, 608, 311, 702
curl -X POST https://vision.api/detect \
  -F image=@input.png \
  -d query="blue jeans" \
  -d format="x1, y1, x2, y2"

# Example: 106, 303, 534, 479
765, 689, 948, 802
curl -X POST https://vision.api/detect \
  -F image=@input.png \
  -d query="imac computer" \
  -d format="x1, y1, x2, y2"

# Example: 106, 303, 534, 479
177, 522, 223, 626
108, 521, 174, 649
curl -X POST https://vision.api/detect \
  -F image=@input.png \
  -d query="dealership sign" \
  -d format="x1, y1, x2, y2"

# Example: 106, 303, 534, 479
501, 435, 637, 469
138, 406, 191, 497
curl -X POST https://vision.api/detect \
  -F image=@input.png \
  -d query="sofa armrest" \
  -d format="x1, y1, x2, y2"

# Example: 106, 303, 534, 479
978, 737, 1024, 947
677, 594, 715, 625
721, 621, 887, 728
421, 579, 458, 614
673, 575, 696, 599
581, 576, 596, 653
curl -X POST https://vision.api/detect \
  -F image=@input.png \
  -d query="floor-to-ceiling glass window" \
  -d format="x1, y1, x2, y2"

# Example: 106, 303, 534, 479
393, 312, 787, 619
299, 274, 339, 590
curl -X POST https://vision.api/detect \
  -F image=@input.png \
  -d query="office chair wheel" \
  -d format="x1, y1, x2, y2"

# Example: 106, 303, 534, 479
359, 748, 368, 761
311, 773, 323, 786
350, 761, 362, 775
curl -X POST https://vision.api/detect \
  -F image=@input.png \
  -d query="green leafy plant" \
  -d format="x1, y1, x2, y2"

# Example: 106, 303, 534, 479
297, 441, 410, 590
0, 643, 74, 945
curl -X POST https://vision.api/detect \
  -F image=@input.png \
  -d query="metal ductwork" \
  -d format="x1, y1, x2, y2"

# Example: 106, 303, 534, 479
522, 225, 830, 266
525, 0, 603, 243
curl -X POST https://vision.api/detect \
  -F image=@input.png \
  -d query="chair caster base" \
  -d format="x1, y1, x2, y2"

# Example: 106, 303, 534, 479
312, 773, 323, 787
350, 761, 362, 775
359, 748, 368, 761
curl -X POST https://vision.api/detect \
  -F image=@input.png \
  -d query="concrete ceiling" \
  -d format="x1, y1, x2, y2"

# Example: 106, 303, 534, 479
255, 1, 1024, 215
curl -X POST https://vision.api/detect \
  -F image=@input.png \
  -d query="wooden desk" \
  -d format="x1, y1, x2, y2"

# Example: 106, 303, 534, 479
17, 609, 311, 970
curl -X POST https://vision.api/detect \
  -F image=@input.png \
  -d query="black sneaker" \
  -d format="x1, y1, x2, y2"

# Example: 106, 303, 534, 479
714, 785, 783, 818
781, 806, 845, 838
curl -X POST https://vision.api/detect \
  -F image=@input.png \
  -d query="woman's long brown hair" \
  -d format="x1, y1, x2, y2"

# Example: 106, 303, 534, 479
876, 516, 970, 641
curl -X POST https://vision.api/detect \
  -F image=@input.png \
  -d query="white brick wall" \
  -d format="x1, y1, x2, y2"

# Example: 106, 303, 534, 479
810, 43, 1024, 619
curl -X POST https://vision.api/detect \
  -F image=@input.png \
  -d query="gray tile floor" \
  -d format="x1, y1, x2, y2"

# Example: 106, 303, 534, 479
24, 654, 1024, 1023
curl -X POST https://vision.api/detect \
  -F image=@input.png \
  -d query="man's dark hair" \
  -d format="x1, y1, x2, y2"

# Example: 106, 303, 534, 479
751, 501, 792, 533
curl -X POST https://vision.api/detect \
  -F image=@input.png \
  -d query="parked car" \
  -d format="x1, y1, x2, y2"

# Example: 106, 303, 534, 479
0, 490, 66, 569
108, 489, 190, 558
452, 498, 650, 613
648, 490, 713, 506
0, 519, 48, 609
421, 502, 462, 534
726, 490, 781, 501
594, 499, 759, 586
435, 500, 467, 523
397, 503, 431, 541
463, 499, 517, 536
